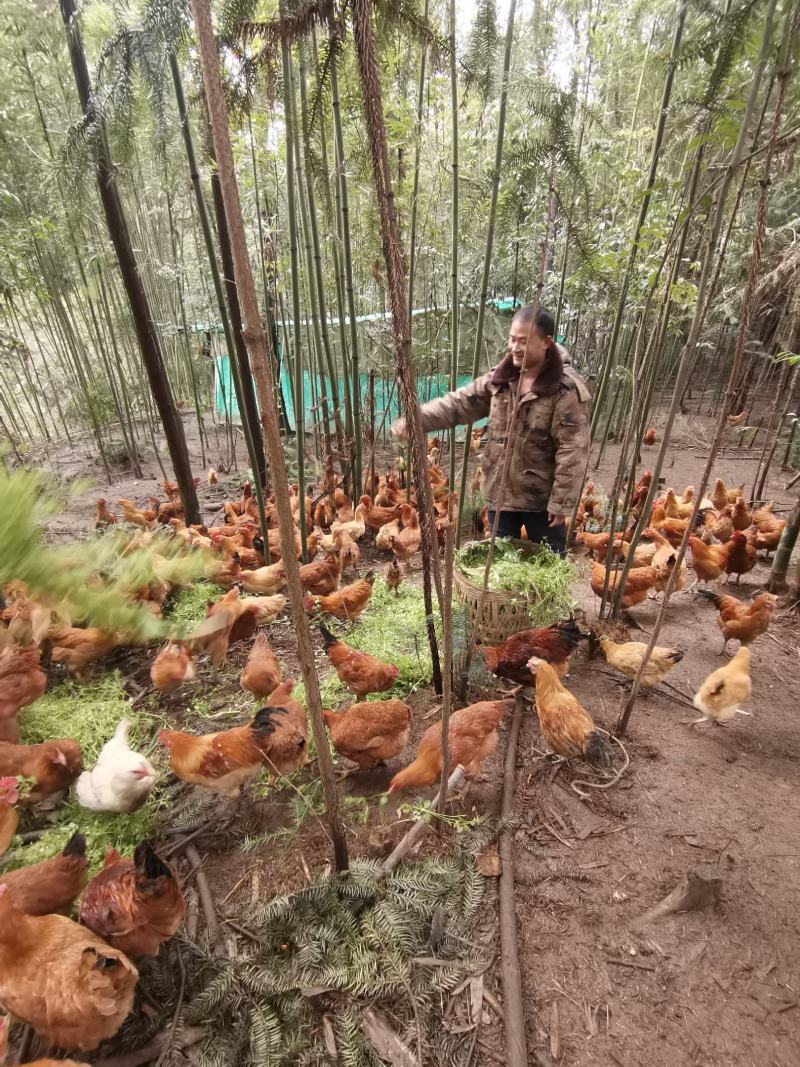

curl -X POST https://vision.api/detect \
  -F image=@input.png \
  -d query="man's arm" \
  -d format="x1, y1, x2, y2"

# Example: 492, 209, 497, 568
548, 387, 589, 523
392, 373, 492, 437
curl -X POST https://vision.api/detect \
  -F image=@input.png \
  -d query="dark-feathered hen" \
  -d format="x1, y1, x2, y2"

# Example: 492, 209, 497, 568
483, 618, 586, 685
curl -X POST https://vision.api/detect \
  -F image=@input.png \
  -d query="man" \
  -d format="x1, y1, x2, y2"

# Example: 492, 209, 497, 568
391, 305, 589, 554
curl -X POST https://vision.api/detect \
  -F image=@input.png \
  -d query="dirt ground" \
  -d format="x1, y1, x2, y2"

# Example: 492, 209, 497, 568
20, 402, 800, 1066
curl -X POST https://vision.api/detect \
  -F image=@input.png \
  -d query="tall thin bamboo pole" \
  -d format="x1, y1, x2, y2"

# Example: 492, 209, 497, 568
191, 0, 348, 872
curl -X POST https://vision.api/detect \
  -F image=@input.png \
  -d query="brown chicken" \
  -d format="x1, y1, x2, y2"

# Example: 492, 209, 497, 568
375, 517, 401, 552
315, 573, 376, 622
159, 704, 303, 797
150, 641, 195, 692
384, 559, 403, 596
598, 637, 684, 687
117, 497, 157, 528
575, 529, 625, 560
240, 562, 287, 595
723, 530, 756, 583
0, 641, 46, 735
240, 632, 282, 699
751, 501, 775, 528
94, 499, 117, 527
483, 619, 587, 685
711, 478, 744, 512
529, 659, 610, 766
630, 470, 653, 512
299, 551, 343, 597
590, 561, 658, 609
664, 487, 694, 520
697, 590, 777, 654
388, 698, 514, 792
360, 495, 401, 532
754, 516, 785, 555
688, 536, 728, 586
0, 777, 18, 855
703, 505, 734, 543
255, 681, 309, 778
0, 831, 87, 916
79, 842, 184, 958
389, 505, 422, 564
49, 626, 119, 679
731, 498, 752, 531
0, 740, 83, 804
319, 624, 399, 696
642, 428, 657, 446
0, 884, 137, 1051
157, 500, 184, 525
191, 588, 286, 665
333, 527, 360, 573
323, 699, 412, 769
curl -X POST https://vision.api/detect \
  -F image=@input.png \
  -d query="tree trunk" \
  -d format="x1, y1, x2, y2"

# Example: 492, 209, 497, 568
352, 0, 443, 693
59, 0, 200, 525
191, 0, 348, 871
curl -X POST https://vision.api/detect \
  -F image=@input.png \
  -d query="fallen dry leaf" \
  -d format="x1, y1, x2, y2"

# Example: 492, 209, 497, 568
361, 1008, 416, 1067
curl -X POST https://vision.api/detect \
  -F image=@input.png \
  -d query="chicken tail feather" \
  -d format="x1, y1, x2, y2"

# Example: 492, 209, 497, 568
252, 706, 287, 737
585, 732, 611, 769
318, 623, 338, 649
696, 589, 722, 608
134, 840, 171, 881
62, 831, 87, 857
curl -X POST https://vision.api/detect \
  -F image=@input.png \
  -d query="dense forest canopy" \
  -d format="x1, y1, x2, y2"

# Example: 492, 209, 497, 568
0, 0, 797, 466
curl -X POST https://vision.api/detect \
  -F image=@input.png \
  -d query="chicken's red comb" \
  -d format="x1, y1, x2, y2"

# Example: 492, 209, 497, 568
0, 777, 19, 803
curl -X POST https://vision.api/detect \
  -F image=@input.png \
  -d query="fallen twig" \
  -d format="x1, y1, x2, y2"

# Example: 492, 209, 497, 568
605, 957, 657, 972
633, 868, 722, 926
154, 942, 186, 1067
185, 844, 223, 955
93, 1026, 208, 1067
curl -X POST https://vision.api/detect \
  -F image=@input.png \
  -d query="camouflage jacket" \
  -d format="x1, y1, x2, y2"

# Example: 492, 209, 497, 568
418, 360, 590, 514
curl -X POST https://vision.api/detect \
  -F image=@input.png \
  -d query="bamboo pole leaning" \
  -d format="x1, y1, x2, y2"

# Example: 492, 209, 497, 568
191, 0, 348, 872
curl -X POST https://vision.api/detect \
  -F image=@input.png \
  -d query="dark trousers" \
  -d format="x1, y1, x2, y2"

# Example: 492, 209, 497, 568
487, 510, 567, 556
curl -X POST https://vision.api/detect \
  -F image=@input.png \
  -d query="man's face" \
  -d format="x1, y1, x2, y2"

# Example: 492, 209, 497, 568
509, 319, 549, 371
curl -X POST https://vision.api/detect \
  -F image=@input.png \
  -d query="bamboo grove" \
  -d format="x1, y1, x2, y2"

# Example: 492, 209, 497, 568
0, 0, 799, 598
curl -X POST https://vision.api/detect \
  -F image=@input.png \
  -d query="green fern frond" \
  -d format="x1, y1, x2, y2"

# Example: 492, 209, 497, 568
462, 0, 499, 102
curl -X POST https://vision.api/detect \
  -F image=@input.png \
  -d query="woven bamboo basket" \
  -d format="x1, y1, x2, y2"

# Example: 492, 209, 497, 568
453, 538, 544, 645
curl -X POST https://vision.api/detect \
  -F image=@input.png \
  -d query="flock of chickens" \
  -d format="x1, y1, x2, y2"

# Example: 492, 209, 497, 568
0, 437, 787, 1059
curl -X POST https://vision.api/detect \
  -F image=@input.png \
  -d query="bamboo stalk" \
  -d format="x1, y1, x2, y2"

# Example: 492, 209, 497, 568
191, 0, 349, 871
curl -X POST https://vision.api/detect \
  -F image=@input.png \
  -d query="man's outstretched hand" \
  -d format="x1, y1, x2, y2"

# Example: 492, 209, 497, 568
390, 417, 407, 440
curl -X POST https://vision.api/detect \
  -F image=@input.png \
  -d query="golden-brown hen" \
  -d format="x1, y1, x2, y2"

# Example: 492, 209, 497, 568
48, 627, 119, 679
590, 561, 658, 608
0, 740, 83, 804
0, 641, 46, 733
692, 647, 751, 725
79, 841, 184, 957
240, 632, 282, 699
150, 641, 195, 692
159, 704, 304, 796
598, 637, 684, 687
319, 623, 399, 696
723, 530, 756, 583
529, 659, 610, 766
0, 777, 19, 855
388, 698, 514, 792
697, 590, 777, 654
0, 884, 137, 1051
323, 699, 412, 768
688, 536, 728, 586
314, 573, 376, 621
0, 831, 87, 916
299, 551, 343, 597
256, 681, 309, 778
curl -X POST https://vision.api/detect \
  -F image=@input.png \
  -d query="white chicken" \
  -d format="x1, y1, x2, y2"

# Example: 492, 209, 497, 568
74, 719, 157, 813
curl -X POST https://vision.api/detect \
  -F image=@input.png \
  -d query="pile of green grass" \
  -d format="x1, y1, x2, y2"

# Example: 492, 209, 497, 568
12, 673, 166, 872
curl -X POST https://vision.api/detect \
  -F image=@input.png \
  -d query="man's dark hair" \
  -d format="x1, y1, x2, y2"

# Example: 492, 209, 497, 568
511, 304, 555, 338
